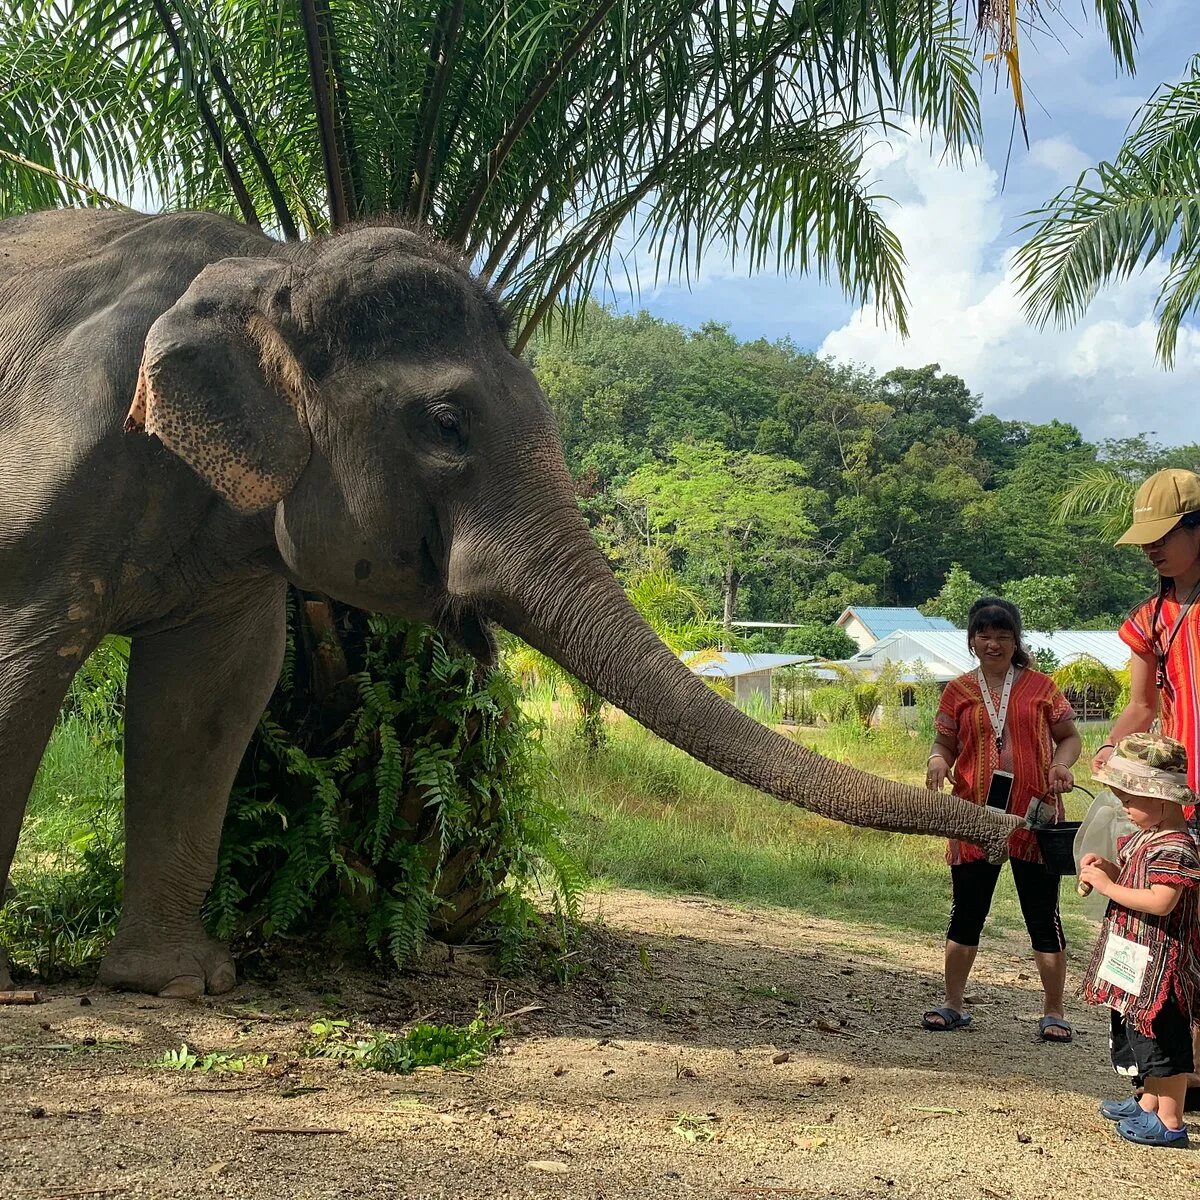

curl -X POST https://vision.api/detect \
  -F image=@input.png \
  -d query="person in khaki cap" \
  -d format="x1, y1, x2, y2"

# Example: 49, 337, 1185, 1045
1080, 733, 1200, 1147
1096, 469, 1200, 794
1097, 468, 1200, 1100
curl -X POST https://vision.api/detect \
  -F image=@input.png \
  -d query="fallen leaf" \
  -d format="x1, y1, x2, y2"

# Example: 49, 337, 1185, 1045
913, 1106, 962, 1115
772, 1052, 791, 1065
794, 1136, 827, 1150
525, 1160, 569, 1173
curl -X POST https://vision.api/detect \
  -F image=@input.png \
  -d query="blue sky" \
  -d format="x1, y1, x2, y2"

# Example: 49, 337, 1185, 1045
604, 1, 1200, 444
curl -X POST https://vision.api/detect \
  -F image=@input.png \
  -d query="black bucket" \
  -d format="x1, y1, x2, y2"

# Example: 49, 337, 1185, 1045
1034, 822, 1083, 875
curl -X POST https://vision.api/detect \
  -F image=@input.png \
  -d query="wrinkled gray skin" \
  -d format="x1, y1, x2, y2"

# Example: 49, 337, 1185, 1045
0, 209, 1022, 997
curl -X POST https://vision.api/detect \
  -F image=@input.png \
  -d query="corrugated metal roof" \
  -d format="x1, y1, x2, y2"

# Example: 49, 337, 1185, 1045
845, 628, 1129, 680
688, 652, 814, 679
838, 607, 957, 637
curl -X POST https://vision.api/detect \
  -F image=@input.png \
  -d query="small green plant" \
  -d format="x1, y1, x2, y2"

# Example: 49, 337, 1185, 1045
155, 1044, 268, 1073
671, 1112, 718, 1143
303, 1011, 502, 1074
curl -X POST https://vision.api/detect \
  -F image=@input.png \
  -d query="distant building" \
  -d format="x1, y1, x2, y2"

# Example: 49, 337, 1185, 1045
835, 606, 956, 651
845, 629, 1129, 684
687, 652, 813, 706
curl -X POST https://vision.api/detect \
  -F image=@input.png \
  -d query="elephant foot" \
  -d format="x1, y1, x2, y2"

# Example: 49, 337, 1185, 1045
98, 927, 236, 998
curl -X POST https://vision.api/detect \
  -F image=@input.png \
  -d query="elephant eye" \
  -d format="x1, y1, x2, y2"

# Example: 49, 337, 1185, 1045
428, 405, 466, 449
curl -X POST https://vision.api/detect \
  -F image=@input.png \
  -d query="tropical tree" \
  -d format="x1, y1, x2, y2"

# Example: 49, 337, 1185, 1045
1017, 52, 1200, 366
623, 441, 818, 637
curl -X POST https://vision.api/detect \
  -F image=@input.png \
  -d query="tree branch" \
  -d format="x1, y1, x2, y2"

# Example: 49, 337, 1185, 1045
404, 1, 466, 222
207, 58, 300, 239
298, 0, 350, 228
151, 0, 263, 230
449, 0, 621, 245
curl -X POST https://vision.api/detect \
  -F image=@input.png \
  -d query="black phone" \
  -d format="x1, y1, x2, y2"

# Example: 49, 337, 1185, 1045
985, 769, 1014, 811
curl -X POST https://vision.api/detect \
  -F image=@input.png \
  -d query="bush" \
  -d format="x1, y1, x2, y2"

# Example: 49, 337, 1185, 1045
208, 606, 585, 969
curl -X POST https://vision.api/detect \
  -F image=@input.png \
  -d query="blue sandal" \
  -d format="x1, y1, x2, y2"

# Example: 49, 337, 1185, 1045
922, 1006, 971, 1031
1115, 1107, 1189, 1147
1099, 1096, 1143, 1122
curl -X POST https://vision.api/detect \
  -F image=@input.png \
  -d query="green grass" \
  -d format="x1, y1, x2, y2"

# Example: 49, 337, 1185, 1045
4, 691, 1112, 980
1, 714, 124, 979
543, 709, 1109, 949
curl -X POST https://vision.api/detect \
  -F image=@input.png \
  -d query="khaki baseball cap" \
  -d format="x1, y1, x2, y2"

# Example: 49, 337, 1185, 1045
1116, 469, 1200, 545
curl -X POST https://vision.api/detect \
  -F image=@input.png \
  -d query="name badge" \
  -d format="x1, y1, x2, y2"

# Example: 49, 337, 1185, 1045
1097, 931, 1151, 998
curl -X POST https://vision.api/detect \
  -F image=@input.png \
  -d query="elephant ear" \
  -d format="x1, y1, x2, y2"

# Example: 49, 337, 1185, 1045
126, 257, 313, 513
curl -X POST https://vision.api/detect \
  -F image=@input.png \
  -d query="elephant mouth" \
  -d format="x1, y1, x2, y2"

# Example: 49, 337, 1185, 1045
435, 595, 497, 665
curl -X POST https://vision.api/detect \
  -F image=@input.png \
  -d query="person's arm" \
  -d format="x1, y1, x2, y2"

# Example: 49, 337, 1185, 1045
1093, 650, 1158, 772
1047, 717, 1081, 794
1078, 866, 1184, 916
926, 733, 957, 792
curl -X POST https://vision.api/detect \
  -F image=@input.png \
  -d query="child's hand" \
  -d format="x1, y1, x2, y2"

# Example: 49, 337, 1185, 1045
1080, 863, 1115, 895
1080, 853, 1118, 879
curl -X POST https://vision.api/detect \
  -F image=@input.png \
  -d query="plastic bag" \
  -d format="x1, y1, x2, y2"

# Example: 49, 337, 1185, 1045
1072, 789, 1136, 921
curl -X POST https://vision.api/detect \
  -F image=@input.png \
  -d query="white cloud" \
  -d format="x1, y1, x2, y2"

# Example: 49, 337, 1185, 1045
819, 130, 1200, 443
1026, 136, 1092, 185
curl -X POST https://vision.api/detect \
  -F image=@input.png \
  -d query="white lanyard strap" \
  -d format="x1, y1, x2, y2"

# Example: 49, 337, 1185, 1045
976, 665, 1015, 751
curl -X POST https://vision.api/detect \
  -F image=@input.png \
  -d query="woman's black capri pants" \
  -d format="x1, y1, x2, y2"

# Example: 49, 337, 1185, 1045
948, 857, 1065, 953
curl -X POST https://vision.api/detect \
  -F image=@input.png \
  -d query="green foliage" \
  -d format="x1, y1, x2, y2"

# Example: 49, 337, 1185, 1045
304, 1012, 501, 1074
0, 807, 123, 981
208, 607, 581, 969
776, 624, 857, 661
1004, 574, 1077, 633
1, 641, 127, 981
623, 441, 818, 626
534, 309, 1168, 627
808, 686, 854, 726
1018, 53, 1200, 366
0, 0, 1061, 346
923, 564, 979, 626
155, 1045, 268, 1073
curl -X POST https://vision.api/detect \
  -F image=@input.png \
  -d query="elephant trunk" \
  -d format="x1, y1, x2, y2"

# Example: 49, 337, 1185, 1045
469, 474, 1021, 863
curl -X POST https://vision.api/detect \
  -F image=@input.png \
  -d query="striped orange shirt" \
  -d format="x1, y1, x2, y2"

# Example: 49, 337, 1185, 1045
935, 668, 1074, 865
1121, 590, 1200, 791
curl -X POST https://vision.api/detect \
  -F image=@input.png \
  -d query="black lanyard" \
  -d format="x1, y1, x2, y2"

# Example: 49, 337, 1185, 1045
1151, 579, 1200, 693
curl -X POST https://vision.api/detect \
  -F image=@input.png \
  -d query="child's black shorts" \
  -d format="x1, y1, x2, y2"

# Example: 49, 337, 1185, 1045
1110, 1003, 1195, 1080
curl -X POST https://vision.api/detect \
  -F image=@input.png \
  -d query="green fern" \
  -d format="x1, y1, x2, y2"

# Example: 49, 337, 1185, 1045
207, 608, 583, 970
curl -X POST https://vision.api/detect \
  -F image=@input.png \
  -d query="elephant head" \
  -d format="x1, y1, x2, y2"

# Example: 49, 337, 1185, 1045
129, 223, 1021, 860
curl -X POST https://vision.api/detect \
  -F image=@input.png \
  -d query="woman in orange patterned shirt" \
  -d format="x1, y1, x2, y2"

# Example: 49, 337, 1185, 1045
1095, 470, 1200, 796
923, 598, 1080, 1039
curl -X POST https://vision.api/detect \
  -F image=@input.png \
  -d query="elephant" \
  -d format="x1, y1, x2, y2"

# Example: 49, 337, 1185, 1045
0, 208, 1022, 998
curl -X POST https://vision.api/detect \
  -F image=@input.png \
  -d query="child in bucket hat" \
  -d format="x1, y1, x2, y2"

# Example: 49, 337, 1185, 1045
1080, 733, 1200, 1147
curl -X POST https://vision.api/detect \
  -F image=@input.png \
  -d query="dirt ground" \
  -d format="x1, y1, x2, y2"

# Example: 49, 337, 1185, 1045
4, 888, 1200, 1200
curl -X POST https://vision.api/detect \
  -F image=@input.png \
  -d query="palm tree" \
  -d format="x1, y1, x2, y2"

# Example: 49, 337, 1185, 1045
0, 0, 1143, 953
1, 2, 1141, 346
1017, 53, 1200, 366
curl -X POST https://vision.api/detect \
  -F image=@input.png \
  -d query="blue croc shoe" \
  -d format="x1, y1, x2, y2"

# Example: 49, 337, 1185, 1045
1115, 1107, 1189, 1147
1099, 1096, 1144, 1122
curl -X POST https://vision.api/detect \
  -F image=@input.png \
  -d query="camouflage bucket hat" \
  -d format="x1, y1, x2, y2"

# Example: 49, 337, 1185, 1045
1094, 733, 1195, 805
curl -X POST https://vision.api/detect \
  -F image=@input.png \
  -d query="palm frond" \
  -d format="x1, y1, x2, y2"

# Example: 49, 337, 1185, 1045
1016, 53, 1200, 366
1054, 465, 1136, 541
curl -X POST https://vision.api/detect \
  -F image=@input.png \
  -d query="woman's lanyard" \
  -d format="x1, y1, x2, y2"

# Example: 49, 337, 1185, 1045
976, 665, 1015, 753
1152, 580, 1200, 693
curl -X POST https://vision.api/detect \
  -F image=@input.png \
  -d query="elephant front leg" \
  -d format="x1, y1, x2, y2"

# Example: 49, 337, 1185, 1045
98, 580, 285, 998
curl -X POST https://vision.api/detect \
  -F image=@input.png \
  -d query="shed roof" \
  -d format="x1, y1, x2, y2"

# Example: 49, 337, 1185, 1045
837, 606, 957, 638
687, 652, 814, 679
844, 628, 1129, 682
